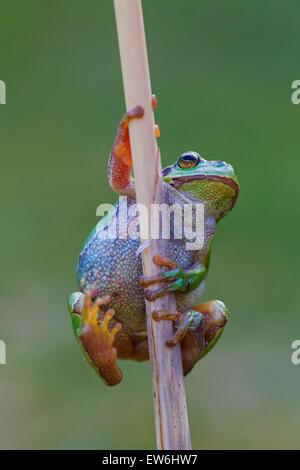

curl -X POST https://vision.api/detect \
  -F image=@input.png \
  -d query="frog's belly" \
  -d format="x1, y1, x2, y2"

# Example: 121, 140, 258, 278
77, 235, 146, 332
77, 221, 195, 332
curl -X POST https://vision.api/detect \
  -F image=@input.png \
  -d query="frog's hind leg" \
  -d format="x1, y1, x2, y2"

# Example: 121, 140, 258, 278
194, 300, 229, 357
129, 331, 150, 362
153, 300, 229, 376
68, 290, 133, 386
131, 339, 149, 362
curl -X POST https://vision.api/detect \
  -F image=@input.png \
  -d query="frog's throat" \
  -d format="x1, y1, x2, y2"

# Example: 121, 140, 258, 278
169, 174, 239, 213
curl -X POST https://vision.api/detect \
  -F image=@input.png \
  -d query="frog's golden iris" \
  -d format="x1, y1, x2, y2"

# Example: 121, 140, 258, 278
177, 152, 201, 169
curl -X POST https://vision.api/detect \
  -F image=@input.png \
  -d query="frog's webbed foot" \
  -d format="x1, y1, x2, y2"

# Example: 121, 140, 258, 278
139, 254, 196, 301
80, 290, 123, 386
152, 300, 229, 376
70, 289, 123, 386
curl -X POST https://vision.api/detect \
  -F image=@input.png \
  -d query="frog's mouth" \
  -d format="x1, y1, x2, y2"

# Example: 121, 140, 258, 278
166, 174, 239, 213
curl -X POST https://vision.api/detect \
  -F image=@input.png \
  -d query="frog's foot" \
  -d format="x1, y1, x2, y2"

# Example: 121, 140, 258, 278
113, 105, 144, 167
78, 290, 123, 386
139, 255, 189, 301
152, 308, 204, 349
109, 95, 159, 197
182, 300, 229, 375
113, 94, 159, 167
152, 300, 229, 375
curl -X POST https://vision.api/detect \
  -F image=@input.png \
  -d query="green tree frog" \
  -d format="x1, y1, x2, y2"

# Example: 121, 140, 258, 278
68, 99, 239, 386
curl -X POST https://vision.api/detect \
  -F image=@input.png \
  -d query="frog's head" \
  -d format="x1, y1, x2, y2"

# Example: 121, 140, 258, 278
163, 151, 239, 219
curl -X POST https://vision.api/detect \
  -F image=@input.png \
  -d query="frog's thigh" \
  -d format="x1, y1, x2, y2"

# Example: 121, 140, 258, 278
181, 300, 229, 375
180, 300, 229, 375
131, 339, 149, 362
193, 300, 229, 355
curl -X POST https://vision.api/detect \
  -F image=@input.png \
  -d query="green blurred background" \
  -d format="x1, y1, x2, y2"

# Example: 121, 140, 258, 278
0, 0, 300, 449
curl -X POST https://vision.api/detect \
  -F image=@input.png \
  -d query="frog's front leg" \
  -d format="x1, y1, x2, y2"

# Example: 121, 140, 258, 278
153, 300, 229, 375
139, 254, 207, 301
68, 290, 125, 386
108, 95, 159, 198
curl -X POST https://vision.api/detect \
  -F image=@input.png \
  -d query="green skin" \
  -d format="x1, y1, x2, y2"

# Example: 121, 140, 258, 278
68, 107, 239, 386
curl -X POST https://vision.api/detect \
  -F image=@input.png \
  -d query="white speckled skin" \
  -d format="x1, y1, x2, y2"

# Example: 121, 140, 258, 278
77, 196, 200, 333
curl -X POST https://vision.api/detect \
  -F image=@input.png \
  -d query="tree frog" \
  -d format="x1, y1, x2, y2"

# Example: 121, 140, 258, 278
68, 99, 239, 386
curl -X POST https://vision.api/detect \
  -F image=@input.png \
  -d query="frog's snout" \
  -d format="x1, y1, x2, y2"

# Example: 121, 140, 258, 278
162, 165, 173, 176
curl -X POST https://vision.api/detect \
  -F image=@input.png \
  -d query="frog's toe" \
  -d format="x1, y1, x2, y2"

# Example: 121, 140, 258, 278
144, 283, 175, 301
151, 94, 158, 109
124, 105, 144, 121
139, 255, 188, 298
167, 310, 204, 349
100, 308, 123, 345
144, 275, 188, 301
152, 309, 181, 322
79, 291, 123, 386
180, 301, 229, 375
151, 307, 204, 353
137, 255, 178, 288
139, 268, 179, 287
153, 254, 177, 269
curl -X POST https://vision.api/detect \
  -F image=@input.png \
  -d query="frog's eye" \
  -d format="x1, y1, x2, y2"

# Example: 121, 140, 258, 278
177, 152, 201, 169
